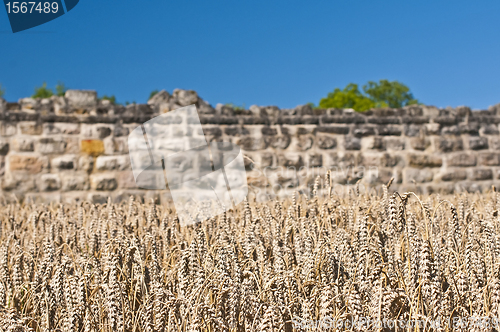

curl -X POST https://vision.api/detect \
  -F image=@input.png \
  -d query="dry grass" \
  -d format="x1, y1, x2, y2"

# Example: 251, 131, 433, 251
0, 177, 500, 331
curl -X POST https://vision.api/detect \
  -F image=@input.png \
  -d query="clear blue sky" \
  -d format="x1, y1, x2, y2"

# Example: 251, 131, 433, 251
1, 1, 499, 110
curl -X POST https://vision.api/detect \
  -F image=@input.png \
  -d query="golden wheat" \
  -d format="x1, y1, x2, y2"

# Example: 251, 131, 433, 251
1, 180, 500, 331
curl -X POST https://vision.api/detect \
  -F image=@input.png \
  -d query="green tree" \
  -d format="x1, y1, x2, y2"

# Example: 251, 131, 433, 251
149, 90, 159, 100
0, 84, 4, 98
55, 82, 67, 97
32, 82, 54, 99
225, 102, 246, 111
363, 79, 418, 108
319, 83, 375, 112
100, 95, 117, 104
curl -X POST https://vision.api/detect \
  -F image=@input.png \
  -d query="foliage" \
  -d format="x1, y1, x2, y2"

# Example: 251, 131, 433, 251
319, 83, 375, 112
319, 79, 419, 112
363, 79, 419, 108
0, 84, 4, 98
225, 102, 246, 111
149, 90, 159, 100
32, 82, 54, 99
55, 82, 67, 97
100, 95, 117, 104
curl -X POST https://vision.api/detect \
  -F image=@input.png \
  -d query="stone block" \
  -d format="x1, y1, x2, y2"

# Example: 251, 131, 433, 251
1, 123, 16, 136
440, 169, 467, 182
317, 126, 350, 134
51, 155, 77, 170
39, 174, 61, 191
264, 135, 291, 149
441, 126, 460, 136
260, 153, 274, 168
481, 124, 499, 135
116, 171, 136, 189
81, 140, 105, 156
368, 117, 400, 124
225, 126, 249, 136
61, 173, 89, 191
90, 174, 118, 191
278, 154, 304, 169
79, 155, 94, 173
436, 137, 463, 152
261, 127, 278, 135
404, 124, 423, 137
87, 193, 109, 205
479, 153, 500, 166
380, 153, 403, 167
296, 127, 316, 135
490, 137, 500, 150
200, 127, 222, 137
9, 155, 48, 173
377, 126, 402, 136
247, 176, 270, 188
81, 124, 113, 139
24, 193, 61, 204
352, 126, 376, 137
317, 135, 337, 149
469, 137, 488, 150
401, 116, 429, 124
408, 154, 442, 168
296, 136, 314, 151
459, 123, 479, 135
36, 138, 67, 154
65, 90, 98, 108
113, 124, 130, 137
404, 168, 434, 183
61, 192, 88, 203
43, 123, 80, 135
237, 137, 268, 151
19, 122, 42, 135
385, 137, 405, 150
308, 154, 322, 167
2, 172, 37, 192
362, 137, 385, 150
335, 152, 362, 168
95, 155, 130, 171
0, 140, 9, 156
471, 168, 493, 181
344, 136, 361, 150
104, 137, 129, 155
10, 137, 34, 152
435, 116, 458, 126
173, 89, 198, 106
447, 153, 477, 167
410, 137, 430, 151
379, 168, 403, 185
424, 123, 440, 135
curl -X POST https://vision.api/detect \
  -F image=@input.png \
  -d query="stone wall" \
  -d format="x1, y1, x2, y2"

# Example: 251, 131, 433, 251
0, 88, 500, 203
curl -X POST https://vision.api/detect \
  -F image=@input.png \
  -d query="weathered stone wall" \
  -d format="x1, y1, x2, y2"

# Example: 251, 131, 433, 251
0, 88, 500, 203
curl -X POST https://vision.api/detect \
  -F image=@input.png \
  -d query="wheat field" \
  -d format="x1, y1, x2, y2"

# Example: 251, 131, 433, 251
1, 175, 500, 331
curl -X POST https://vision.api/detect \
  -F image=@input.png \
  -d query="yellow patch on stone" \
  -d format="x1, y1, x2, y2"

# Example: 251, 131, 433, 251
81, 140, 105, 157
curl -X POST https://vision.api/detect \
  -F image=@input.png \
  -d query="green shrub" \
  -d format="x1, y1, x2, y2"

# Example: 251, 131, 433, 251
149, 90, 159, 100
363, 79, 418, 108
319, 83, 375, 112
32, 82, 54, 99
55, 82, 67, 97
100, 95, 117, 104
0, 84, 4, 98
319, 80, 419, 112
225, 103, 246, 111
